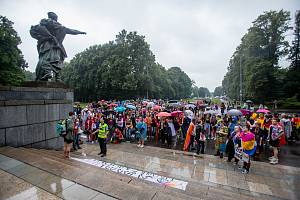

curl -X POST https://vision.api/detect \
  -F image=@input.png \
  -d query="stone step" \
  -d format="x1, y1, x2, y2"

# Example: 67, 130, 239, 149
0, 147, 202, 200
0, 154, 116, 200
23, 148, 209, 200
0, 146, 278, 200
21, 148, 260, 200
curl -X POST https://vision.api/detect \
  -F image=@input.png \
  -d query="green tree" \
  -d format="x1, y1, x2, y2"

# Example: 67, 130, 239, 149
213, 86, 224, 97
222, 10, 291, 102
198, 87, 210, 98
61, 30, 193, 101
167, 67, 192, 99
0, 15, 27, 86
285, 10, 300, 100
24, 70, 35, 81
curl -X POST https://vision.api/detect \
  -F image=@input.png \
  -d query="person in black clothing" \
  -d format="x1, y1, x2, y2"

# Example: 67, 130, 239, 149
195, 120, 205, 154
161, 119, 170, 146
251, 122, 264, 159
182, 117, 191, 139
227, 126, 240, 162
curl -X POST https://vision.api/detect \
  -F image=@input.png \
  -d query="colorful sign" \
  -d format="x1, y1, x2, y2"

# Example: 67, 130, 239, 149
234, 148, 250, 163
71, 157, 188, 190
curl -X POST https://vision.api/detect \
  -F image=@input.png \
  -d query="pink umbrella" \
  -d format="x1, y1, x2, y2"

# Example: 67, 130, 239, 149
240, 109, 253, 116
171, 110, 183, 116
152, 105, 161, 111
156, 112, 171, 117
256, 109, 270, 113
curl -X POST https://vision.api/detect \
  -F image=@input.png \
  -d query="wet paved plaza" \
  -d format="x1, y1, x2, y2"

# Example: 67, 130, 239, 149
0, 142, 300, 199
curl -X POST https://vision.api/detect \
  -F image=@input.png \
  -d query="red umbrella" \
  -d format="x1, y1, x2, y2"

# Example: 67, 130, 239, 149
256, 109, 270, 113
171, 110, 183, 116
156, 112, 171, 117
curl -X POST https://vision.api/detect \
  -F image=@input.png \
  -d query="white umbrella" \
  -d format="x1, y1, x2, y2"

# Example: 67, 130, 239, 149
227, 109, 243, 116
146, 102, 155, 108
184, 110, 194, 119
185, 104, 196, 109
204, 110, 218, 115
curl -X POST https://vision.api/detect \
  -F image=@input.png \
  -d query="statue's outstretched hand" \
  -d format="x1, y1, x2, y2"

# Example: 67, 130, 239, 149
81, 32, 86, 35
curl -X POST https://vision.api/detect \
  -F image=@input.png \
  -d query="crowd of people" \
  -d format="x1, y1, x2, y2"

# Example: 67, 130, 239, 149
57, 99, 300, 173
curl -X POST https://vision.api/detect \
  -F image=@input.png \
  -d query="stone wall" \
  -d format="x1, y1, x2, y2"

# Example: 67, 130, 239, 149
0, 84, 73, 149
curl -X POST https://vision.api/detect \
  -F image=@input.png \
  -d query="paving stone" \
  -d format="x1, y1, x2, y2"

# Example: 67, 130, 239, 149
0, 179, 33, 200
6, 163, 37, 177
0, 154, 11, 162
57, 183, 98, 200
90, 193, 117, 200
26, 187, 63, 200
20, 169, 53, 185
0, 158, 23, 170
38, 175, 75, 195
152, 191, 200, 200
206, 186, 242, 200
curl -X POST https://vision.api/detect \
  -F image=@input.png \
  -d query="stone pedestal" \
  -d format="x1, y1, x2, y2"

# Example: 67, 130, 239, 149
0, 82, 73, 149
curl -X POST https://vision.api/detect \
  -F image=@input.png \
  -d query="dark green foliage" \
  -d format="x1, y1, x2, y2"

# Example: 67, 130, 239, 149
285, 10, 300, 100
213, 86, 224, 97
191, 86, 210, 98
0, 15, 28, 86
61, 30, 193, 101
24, 70, 36, 81
222, 10, 292, 102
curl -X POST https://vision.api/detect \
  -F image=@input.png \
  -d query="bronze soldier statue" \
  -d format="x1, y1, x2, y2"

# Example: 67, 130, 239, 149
30, 12, 86, 81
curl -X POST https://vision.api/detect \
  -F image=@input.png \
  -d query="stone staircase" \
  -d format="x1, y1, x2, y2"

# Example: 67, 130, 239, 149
0, 146, 208, 200
1, 146, 297, 200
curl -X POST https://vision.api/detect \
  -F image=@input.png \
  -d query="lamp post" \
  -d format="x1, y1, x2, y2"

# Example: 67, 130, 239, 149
239, 53, 243, 106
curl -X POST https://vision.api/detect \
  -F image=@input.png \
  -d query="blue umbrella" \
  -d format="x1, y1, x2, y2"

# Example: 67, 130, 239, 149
126, 104, 136, 110
114, 106, 126, 112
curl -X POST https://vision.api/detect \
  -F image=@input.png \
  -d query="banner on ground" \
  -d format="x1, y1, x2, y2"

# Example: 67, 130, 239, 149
71, 157, 188, 190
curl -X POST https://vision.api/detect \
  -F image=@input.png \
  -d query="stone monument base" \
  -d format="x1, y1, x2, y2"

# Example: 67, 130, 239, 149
0, 82, 74, 150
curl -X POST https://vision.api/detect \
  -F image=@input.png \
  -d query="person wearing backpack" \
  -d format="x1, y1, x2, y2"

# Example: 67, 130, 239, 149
64, 112, 75, 158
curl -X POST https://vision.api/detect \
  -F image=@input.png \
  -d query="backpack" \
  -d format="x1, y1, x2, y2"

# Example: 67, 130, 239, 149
56, 120, 66, 137
64, 119, 74, 141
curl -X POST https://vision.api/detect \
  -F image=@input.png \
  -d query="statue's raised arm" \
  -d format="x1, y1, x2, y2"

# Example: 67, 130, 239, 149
30, 12, 86, 81
65, 28, 86, 35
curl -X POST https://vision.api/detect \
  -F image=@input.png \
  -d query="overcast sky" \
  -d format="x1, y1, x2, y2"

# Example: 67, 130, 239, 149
0, 0, 299, 91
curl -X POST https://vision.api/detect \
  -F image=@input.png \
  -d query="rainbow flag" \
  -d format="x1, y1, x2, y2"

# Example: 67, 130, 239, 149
241, 132, 256, 156
183, 122, 195, 151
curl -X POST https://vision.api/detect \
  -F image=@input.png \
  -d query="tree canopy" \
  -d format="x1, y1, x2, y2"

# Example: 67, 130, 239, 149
0, 15, 28, 86
61, 30, 193, 101
213, 86, 224, 97
222, 10, 294, 102
191, 86, 210, 98
285, 10, 300, 100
